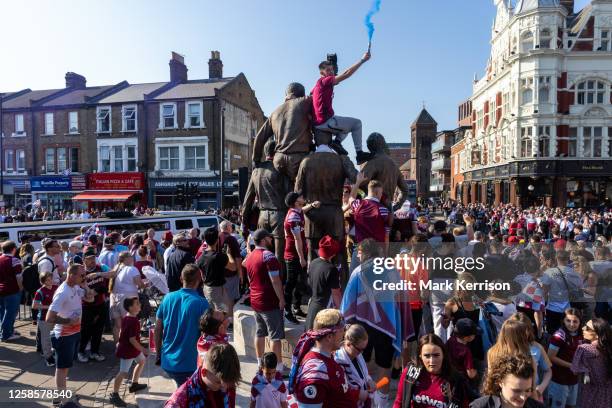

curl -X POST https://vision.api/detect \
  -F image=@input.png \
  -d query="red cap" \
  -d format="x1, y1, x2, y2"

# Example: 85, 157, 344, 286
508, 236, 520, 245
554, 239, 567, 250
318, 235, 340, 259
162, 231, 173, 241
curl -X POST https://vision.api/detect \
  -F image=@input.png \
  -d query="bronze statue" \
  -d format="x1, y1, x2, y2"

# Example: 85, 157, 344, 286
242, 139, 289, 267
251, 83, 313, 185
294, 131, 357, 262
359, 132, 409, 211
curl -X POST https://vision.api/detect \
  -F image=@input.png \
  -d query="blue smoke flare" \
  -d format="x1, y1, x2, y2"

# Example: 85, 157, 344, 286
364, 0, 382, 41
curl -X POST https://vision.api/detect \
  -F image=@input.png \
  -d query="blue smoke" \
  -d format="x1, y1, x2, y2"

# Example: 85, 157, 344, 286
364, 0, 382, 41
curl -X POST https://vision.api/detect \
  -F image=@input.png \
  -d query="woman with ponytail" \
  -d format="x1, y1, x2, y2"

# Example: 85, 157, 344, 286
571, 318, 612, 407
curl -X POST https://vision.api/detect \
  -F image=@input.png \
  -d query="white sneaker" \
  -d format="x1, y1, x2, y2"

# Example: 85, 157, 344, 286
90, 352, 106, 362
77, 352, 89, 363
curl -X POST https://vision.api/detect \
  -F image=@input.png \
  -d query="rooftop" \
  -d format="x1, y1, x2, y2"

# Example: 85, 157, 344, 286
153, 78, 234, 100
98, 82, 168, 103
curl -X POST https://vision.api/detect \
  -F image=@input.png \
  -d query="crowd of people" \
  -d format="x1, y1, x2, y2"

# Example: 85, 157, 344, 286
0, 201, 610, 407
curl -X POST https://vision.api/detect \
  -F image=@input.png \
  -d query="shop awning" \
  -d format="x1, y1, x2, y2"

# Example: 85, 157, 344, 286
72, 191, 138, 201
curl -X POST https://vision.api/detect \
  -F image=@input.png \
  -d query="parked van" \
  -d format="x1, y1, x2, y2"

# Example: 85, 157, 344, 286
0, 212, 219, 249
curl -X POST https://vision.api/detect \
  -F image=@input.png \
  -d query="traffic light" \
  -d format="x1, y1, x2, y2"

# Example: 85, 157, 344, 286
232, 167, 249, 202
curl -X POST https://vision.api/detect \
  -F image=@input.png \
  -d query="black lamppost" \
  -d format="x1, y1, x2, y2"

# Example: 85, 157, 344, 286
219, 105, 225, 209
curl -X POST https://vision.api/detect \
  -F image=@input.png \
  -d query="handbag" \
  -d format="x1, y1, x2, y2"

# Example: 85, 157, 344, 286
556, 267, 587, 309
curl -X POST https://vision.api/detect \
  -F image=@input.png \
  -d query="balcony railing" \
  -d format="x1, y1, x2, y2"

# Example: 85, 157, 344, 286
431, 157, 451, 171
431, 139, 451, 153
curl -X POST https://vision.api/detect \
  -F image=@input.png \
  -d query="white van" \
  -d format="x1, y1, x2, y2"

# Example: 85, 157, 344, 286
0, 212, 220, 249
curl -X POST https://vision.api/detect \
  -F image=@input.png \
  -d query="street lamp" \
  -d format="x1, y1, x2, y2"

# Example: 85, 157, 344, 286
528, 184, 535, 192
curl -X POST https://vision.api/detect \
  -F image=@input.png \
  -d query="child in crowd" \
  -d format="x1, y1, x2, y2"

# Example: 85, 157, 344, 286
250, 352, 288, 408
109, 297, 149, 407
32, 272, 58, 367
446, 318, 478, 381
547, 308, 583, 408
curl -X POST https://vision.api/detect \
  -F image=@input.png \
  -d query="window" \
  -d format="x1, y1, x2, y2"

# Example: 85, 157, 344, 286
557, 127, 577, 157
5, 150, 14, 171
44, 113, 54, 135
538, 76, 550, 103
520, 127, 533, 158
502, 92, 510, 116
521, 77, 534, 104
159, 147, 179, 170
576, 80, 606, 105
599, 30, 610, 51
539, 29, 552, 49
224, 147, 231, 171
16, 149, 25, 171
14, 114, 24, 135
521, 31, 533, 53
186, 102, 203, 128
45, 148, 56, 173
96, 106, 111, 132
175, 219, 194, 230
476, 109, 484, 131
122, 105, 137, 132
70, 148, 78, 172
100, 146, 110, 172
127, 146, 137, 171
160, 103, 177, 129
57, 148, 67, 172
538, 126, 550, 157
185, 146, 207, 170
68, 111, 79, 133
582, 127, 602, 157
113, 146, 123, 171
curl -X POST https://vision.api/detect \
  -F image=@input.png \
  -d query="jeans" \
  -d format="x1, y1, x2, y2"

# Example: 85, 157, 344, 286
316, 115, 363, 151
0, 292, 21, 340
165, 370, 193, 387
80, 303, 107, 354
284, 259, 306, 311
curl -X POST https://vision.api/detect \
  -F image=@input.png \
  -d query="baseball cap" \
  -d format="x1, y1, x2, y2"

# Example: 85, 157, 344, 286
507, 236, 520, 245
318, 235, 341, 259
252, 229, 272, 242
454, 318, 481, 337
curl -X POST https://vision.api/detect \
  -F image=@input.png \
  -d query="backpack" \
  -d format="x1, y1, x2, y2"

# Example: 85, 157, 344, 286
22, 256, 56, 294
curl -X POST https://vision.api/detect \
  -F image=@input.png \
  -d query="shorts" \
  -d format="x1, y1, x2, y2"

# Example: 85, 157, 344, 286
109, 293, 132, 320
255, 309, 285, 340
119, 352, 146, 373
362, 324, 394, 369
51, 332, 80, 369
547, 381, 578, 407
203, 285, 228, 312
224, 275, 240, 302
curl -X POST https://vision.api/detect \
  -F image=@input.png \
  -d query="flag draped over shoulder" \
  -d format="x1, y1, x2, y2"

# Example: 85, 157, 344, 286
340, 259, 406, 353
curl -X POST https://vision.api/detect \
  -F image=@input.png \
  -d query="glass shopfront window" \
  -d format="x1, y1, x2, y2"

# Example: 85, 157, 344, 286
566, 180, 609, 208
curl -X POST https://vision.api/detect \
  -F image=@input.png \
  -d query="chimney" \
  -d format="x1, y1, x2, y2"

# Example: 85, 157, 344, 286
65, 72, 87, 89
560, 0, 574, 14
169, 52, 188, 83
208, 51, 223, 79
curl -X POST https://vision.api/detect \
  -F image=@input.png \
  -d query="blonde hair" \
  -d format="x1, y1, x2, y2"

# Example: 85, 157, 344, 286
314, 309, 343, 330
487, 319, 531, 371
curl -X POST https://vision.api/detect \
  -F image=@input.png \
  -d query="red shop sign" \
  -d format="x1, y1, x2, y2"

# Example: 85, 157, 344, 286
88, 172, 145, 190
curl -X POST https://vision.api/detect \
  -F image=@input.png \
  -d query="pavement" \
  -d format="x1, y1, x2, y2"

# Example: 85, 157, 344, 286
0, 306, 259, 408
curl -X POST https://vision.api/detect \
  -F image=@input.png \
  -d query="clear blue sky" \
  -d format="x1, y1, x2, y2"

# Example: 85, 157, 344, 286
1, 0, 591, 149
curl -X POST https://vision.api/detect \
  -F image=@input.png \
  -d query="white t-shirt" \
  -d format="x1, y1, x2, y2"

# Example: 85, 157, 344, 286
38, 256, 59, 285
112, 265, 140, 296
48, 282, 83, 338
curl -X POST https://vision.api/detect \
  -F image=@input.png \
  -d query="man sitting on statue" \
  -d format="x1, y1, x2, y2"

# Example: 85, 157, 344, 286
311, 51, 371, 165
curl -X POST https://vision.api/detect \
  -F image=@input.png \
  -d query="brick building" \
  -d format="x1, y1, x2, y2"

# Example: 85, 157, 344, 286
461, 0, 612, 208
406, 108, 438, 198
450, 100, 472, 202
0, 51, 265, 210
386, 142, 411, 168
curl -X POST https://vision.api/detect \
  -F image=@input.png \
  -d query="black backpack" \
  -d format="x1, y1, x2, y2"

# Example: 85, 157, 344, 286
22, 256, 55, 294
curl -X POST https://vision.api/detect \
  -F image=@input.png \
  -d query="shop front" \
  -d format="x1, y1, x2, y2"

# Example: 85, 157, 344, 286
463, 160, 612, 208
149, 177, 237, 210
72, 172, 146, 210
30, 175, 86, 212
0, 177, 31, 209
